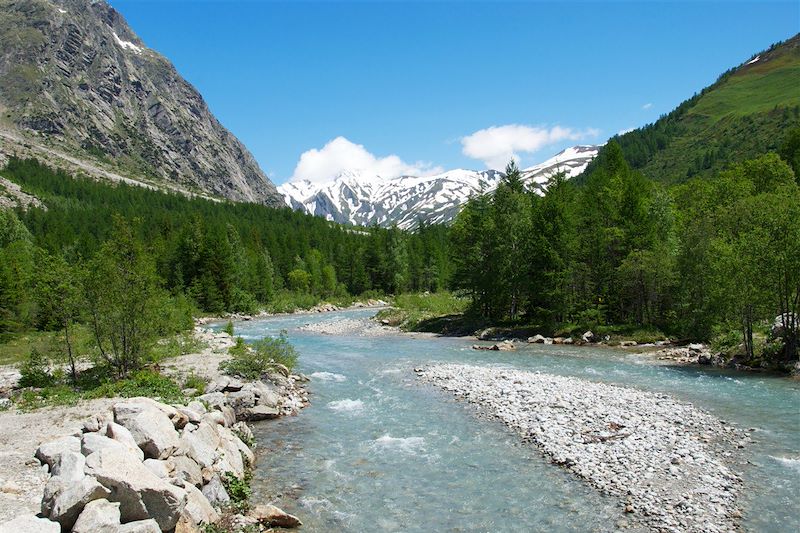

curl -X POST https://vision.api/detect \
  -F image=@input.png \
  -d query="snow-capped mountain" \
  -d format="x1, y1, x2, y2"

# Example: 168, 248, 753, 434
278, 145, 599, 229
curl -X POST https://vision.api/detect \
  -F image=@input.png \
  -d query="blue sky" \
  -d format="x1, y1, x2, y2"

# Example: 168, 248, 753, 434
112, 1, 799, 184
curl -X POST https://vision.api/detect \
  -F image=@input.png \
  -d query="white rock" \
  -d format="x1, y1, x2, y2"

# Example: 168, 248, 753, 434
84, 447, 187, 531
41, 475, 111, 529
36, 435, 81, 468
113, 400, 181, 459
72, 498, 121, 533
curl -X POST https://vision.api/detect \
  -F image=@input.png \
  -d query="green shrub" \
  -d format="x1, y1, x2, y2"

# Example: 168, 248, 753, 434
223, 320, 234, 337
17, 348, 54, 388
222, 471, 252, 513
219, 332, 298, 379
84, 370, 185, 403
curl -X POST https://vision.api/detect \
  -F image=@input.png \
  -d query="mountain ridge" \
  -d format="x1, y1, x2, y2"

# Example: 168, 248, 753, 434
0, 0, 282, 205
279, 145, 600, 229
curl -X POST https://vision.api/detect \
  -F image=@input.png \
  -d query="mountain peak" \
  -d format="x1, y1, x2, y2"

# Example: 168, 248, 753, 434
278, 145, 600, 229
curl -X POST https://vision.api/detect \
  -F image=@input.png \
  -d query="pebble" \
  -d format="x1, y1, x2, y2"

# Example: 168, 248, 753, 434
417, 364, 744, 533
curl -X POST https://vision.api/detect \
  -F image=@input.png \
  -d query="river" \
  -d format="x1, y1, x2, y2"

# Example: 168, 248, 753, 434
217, 309, 800, 532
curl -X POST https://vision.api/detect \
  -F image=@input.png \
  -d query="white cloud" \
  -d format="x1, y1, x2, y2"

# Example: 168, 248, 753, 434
642, 103, 653, 110
460, 124, 600, 170
290, 136, 443, 183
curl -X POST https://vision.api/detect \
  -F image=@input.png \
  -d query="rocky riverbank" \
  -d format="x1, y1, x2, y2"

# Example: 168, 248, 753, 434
0, 326, 310, 531
416, 364, 748, 533
194, 299, 389, 326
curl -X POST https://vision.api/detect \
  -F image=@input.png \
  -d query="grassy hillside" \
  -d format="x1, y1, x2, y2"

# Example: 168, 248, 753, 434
581, 34, 800, 184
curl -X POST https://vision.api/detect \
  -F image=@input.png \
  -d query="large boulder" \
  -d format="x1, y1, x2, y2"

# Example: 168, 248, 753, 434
227, 389, 257, 417
81, 432, 143, 461
72, 499, 121, 533
242, 404, 280, 421
177, 480, 219, 525
113, 400, 181, 459
213, 426, 246, 478
41, 475, 111, 529
180, 421, 221, 469
0, 515, 59, 533
50, 450, 85, 480
172, 455, 203, 487
201, 475, 230, 507
105, 422, 145, 460
249, 381, 282, 408
35, 435, 80, 469
84, 447, 187, 531
250, 504, 302, 528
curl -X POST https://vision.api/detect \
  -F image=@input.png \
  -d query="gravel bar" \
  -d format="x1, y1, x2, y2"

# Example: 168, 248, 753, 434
416, 364, 747, 533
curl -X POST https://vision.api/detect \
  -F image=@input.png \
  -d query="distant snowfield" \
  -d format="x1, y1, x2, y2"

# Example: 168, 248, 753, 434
278, 145, 600, 229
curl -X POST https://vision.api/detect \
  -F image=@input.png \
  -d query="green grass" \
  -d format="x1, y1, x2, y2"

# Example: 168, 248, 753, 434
0, 330, 57, 366
690, 50, 800, 121
376, 292, 470, 331
13, 368, 187, 411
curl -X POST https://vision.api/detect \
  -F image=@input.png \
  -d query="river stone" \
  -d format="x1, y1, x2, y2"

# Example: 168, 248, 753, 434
201, 475, 230, 507
528, 334, 547, 343
36, 435, 80, 468
227, 389, 257, 414
72, 498, 120, 533
0, 515, 60, 533
84, 447, 187, 531
181, 421, 221, 469
171, 410, 190, 429
250, 381, 282, 408
50, 450, 85, 480
250, 504, 302, 528
41, 474, 111, 529
118, 519, 161, 533
243, 404, 280, 421
172, 455, 203, 486
113, 401, 181, 459
105, 422, 145, 460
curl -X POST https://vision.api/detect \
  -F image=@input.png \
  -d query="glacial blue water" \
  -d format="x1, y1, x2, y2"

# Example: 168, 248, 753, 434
217, 310, 800, 532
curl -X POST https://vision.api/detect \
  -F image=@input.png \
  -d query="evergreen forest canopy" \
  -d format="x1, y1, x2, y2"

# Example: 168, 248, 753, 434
450, 128, 800, 366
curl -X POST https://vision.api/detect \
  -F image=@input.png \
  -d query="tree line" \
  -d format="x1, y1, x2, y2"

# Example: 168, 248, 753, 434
450, 129, 800, 364
0, 157, 451, 374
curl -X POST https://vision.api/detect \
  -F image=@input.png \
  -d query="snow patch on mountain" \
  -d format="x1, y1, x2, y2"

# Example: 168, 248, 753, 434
279, 145, 599, 229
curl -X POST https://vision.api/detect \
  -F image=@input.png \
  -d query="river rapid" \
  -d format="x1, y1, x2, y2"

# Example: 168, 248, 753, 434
217, 309, 800, 532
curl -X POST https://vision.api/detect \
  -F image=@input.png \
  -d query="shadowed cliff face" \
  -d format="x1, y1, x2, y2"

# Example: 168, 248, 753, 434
0, 0, 282, 205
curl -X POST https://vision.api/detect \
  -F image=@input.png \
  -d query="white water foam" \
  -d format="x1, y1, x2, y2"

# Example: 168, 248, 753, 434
311, 371, 347, 382
328, 399, 365, 413
372, 435, 425, 454
771, 455, 800, 473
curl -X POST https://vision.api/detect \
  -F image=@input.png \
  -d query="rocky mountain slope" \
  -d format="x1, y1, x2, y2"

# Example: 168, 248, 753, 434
279, 145, 599, 229
579, 33, 800, 185
0, 0, 282, 205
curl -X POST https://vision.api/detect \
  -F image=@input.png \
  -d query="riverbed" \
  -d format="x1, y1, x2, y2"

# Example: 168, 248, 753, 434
218, 309, 800, 532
